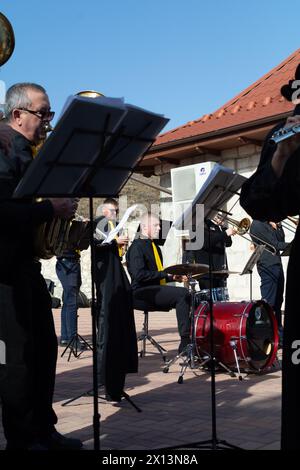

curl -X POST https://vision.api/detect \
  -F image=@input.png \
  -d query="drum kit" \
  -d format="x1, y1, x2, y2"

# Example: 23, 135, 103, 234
163, 263, 279, 382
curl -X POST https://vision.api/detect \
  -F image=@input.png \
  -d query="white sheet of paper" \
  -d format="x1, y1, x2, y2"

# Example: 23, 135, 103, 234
102, 204, 137, 244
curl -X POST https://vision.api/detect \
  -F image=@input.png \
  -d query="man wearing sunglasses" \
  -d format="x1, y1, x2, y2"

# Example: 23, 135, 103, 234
0, 83, 82, 450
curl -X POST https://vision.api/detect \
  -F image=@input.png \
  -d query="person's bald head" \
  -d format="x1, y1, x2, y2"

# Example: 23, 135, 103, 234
140, 213, 160, 239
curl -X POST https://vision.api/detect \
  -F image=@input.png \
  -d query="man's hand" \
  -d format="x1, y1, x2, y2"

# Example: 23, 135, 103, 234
226, 227, 237, 236
272, 115, 300, 177
49, 198, 79, 219
173, 274, 188, 282
116, 235, 129, 245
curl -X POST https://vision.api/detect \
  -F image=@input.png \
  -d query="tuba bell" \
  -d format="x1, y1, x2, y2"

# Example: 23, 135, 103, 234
0, 13, 15, 67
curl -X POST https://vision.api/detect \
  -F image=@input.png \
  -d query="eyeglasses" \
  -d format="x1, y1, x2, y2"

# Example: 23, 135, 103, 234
18, 108, 55, 121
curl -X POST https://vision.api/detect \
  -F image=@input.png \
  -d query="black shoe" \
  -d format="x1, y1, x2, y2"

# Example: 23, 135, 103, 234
105, 393, 122, 402
178, 337, 190, 354
43, 430, 83, 450
60, 340, 69, 346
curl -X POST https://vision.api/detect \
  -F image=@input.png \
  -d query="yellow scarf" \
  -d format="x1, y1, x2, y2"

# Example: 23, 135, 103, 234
108, 220, 123, 258
152, 241, 166, 285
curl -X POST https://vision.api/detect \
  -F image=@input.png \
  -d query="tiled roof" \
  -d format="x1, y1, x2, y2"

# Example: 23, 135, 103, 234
154, 48, 299, 147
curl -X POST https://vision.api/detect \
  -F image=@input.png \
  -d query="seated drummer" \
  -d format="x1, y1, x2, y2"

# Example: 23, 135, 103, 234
126, 213, 191, 353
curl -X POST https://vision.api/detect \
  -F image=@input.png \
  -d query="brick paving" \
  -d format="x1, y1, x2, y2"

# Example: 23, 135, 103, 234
0, 308, 282, 450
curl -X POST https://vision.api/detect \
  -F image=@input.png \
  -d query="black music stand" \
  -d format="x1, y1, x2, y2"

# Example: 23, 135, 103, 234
240, 245, 265, 301
281, 243, 292, 257
168, 164, 246, 450
13, 95, 168, 450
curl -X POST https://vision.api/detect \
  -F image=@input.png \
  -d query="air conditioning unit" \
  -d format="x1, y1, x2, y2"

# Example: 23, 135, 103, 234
171, 162, 216, 229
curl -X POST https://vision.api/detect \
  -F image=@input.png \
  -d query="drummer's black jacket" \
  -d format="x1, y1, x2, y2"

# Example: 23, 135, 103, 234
183, 219, 232, 271
126, 238, 170, 290
0, 124, 53, 283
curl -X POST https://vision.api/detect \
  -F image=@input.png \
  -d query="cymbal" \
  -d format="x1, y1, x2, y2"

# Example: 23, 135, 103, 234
165, 263, 209, 276
211, 270, 240, 275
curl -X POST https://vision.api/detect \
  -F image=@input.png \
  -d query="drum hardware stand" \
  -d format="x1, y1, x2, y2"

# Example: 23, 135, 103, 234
164, 218, 242, 450
229, 340, 243, 381
162, 276, 207, 383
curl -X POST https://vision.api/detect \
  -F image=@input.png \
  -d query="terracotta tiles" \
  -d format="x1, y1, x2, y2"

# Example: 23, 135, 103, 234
154, 49, 300, 147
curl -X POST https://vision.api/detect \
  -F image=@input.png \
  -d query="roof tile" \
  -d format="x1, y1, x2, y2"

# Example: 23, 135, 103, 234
155, 48, 300, 146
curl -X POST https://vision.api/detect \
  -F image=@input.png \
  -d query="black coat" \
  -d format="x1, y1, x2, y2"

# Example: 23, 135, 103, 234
126, 238, 170, 290
183, 220, 232, 282
94, 216, 138, 400
0, 124, 53, 282
250, 220, 288, 268
240, 113, 300, 450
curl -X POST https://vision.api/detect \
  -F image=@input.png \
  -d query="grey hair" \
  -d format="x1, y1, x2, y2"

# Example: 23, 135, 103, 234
4, 83, 46, 121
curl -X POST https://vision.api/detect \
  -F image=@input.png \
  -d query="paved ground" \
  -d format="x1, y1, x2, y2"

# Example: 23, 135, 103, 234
0, 308, 282, 451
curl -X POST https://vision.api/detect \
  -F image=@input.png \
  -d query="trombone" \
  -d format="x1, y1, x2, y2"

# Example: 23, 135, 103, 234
224, 216, 277, 255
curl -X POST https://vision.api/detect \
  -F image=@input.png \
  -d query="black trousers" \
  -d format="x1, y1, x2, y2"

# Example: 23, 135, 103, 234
133, 285, 191, 338
257, 264, 284, 327
0, 262, 58, 447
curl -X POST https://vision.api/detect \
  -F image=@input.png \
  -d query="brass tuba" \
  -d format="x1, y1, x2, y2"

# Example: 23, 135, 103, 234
34, 91, 103, 259
0, 12, 15, 67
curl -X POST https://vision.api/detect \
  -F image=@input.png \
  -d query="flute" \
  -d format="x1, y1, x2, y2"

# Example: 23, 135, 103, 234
270, 123, 300, 144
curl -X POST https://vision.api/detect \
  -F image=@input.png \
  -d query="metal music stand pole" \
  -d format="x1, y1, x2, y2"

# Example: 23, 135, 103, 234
13, 96, 168, 451
168, 164, 246, 450
240, 245, 265, 302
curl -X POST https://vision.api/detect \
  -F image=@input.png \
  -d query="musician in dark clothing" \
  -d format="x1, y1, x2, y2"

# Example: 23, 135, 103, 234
94, 198, 138, 401
183, 214, 236, 290
250, 220, 289, 333
126, 213, 191, 353
240, 64, 300, 450
0, 83, 81, 450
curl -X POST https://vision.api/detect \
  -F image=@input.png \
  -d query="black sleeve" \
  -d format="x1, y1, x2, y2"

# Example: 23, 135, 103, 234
250, 221, 289, 252
240, 123, 300, 221
201, 227, 230, 250
94, 237, 118, 252
0, 140, 54, 230
127, 243, 168, 284
222, 228, 232, 247
0, 199, 54, 232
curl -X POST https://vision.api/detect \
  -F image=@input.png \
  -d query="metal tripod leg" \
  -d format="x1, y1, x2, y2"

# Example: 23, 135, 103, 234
61, 387, 142, 412
163, 343, 205, 383
61, 333, 93, 361
137, 312, 167, 361
229, 340, 243, 380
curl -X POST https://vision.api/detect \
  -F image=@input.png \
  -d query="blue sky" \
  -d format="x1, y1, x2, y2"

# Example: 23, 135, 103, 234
1, 0, 299, 131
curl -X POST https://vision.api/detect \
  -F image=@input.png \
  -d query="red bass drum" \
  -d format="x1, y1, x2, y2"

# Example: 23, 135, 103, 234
194, 300, 279, 372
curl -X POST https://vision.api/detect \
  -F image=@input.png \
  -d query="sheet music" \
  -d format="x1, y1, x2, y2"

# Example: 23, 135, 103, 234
101, 204, 137, 244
